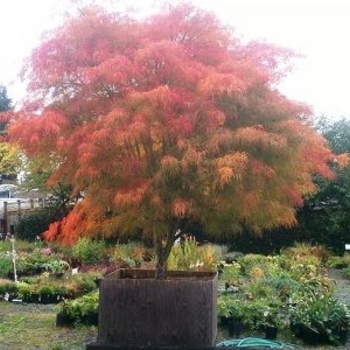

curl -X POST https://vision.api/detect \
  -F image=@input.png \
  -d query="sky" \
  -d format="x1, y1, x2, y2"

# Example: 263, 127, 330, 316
1, 0, 350, 118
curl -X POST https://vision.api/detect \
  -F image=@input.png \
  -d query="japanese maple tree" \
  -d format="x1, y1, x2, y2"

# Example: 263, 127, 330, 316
10, 3, 346, 278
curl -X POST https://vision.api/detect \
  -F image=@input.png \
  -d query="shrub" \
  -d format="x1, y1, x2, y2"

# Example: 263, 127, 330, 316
62, 273, 98, 299
327, 253, 350, 269
112, 242, 149, 267
342, 266, 350, 280
15, 210, 64, 241
36, 284, 64, 303
72, 238, 105, 265
0, 279, 18, 297
0, 253, 12, 278
57, 292, 99, 326
168, 237, 220, 271
220, 262, 243, 287
8, 239, 44, 253
290, 297, 350, 345
236, 254, 281, 278
42, 259, 70, 276
17, 281, 31, 299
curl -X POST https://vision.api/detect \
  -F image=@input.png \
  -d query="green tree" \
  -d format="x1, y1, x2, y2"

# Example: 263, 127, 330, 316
0, 85, 12, 136
10, 4, 342, 278
250, 117, 350, 255
0, 85, 12, 112
301, 117, 350, 253
0, 85, 19, 179
20, 156, 75, 214
0, 143, 21, 179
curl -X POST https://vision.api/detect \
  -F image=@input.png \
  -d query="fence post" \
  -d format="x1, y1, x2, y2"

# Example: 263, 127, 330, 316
4, 201, 8, 233
17, 200, 21, 221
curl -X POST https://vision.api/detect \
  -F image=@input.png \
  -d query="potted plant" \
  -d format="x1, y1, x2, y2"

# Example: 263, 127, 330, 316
258, 301, 288, 340
56, 292, 99, 327
14, 1, 344, 349
291, 297, 350, 345
38, 284, 55, 304
218, 295, 246, 337
42, 258, 70, 277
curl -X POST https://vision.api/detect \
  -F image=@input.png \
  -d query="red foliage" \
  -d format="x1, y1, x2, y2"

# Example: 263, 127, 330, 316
10, 3, 347, 246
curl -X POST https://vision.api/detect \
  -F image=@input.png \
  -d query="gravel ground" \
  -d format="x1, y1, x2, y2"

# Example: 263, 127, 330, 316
329, 268, 350, 305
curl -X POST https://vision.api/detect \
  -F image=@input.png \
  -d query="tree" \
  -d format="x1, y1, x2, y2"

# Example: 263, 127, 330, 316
0, 85, 12, 112
0, 85, 12, 138
252, 116, 350, 255
313, 117, 350, 209
0, 85, 20, 179
0, 143, 21, 180
292, 116, 350, 254
10, 3, 345, 279
19, 155, 75, 214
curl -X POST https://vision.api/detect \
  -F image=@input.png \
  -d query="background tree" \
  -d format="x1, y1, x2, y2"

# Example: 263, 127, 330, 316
0, 143, 21, 180
0, 85, 21, 180
293, 117, 350, 254
10, 3, 345, 278
19, 155, 75, 212
0, 85, 12, 112
0, 84, 12, 138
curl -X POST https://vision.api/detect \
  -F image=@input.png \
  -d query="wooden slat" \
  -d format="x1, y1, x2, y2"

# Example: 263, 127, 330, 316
98, 269, 217, 347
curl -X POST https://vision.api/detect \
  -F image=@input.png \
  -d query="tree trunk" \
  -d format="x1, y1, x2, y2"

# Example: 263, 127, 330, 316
155, 249, 168, 280
154, 229, 175, 280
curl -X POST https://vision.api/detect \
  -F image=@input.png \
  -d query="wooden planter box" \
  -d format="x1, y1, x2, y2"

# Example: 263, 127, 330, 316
87, 269, 217, 349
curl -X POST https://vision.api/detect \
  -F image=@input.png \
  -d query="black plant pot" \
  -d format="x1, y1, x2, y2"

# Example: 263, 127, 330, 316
228, 317, 244, 337
27, 293, 40, 303
41, 295, 52, 304
220, 316, 230, 327
265, 325, 278, 340
337, 329, 348, 345
83, 312, 98, 326
291, 323, 328, 345
56, 312, 74, 327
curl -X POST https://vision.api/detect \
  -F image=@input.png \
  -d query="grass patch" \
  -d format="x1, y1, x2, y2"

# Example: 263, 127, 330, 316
0, 302, 96, 350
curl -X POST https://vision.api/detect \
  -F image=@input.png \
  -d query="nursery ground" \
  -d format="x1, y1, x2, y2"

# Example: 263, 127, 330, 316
0, 268, 350, 350
0, 302, 97, 350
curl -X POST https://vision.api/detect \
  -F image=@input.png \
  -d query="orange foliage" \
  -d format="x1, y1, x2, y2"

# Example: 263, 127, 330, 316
43, 203, 88, 245
172, 198, 189, 217
10, 3, 345, 245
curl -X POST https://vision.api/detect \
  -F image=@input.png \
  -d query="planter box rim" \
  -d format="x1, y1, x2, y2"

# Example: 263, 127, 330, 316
104, 268, 217, 280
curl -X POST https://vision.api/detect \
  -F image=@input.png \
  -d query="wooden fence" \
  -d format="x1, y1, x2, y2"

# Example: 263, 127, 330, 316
0, 198, 46, 234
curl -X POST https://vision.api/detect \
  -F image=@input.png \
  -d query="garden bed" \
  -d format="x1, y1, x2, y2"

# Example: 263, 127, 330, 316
1, 240, 350, 348
0, 300, 347, 349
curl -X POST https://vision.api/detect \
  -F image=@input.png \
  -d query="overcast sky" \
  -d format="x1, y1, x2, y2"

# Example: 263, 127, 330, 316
1, 0, 350, 118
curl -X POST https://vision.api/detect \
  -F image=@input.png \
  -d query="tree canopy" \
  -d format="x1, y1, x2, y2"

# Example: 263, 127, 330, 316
10, 3, 346, 277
